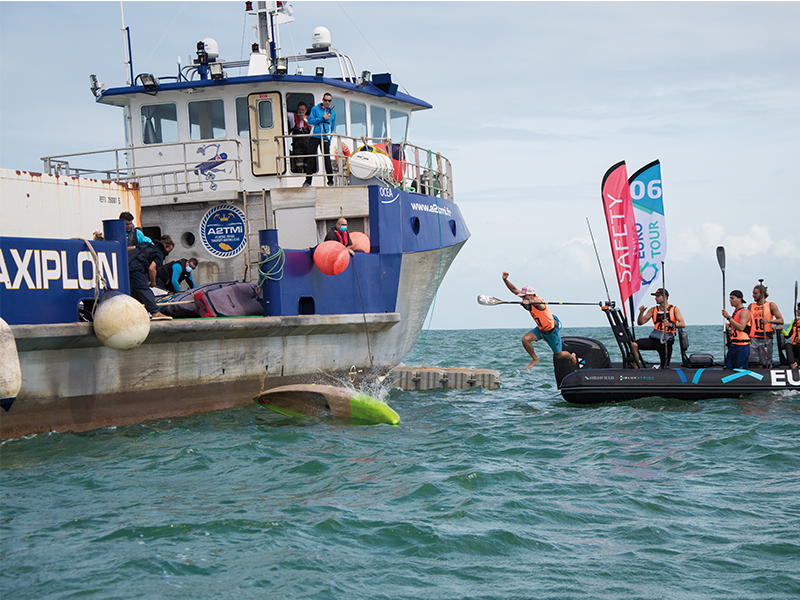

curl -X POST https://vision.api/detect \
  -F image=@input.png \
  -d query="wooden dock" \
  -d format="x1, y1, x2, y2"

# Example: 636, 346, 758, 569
387, 366, 501, 391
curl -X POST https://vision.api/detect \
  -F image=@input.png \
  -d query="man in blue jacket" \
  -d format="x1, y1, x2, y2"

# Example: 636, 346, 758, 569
305, 93, 336, 187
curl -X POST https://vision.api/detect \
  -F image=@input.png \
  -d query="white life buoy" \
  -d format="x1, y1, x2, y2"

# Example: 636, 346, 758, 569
0, 318, 22, 409
93, 291, 151, 351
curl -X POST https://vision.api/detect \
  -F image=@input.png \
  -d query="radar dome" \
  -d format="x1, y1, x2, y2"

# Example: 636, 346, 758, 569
311, 27, 331, 49
202, 38, 220, 59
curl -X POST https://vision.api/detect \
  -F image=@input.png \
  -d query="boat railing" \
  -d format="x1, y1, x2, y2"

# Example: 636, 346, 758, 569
41, 140, 244, 198
275, 133, 454, 201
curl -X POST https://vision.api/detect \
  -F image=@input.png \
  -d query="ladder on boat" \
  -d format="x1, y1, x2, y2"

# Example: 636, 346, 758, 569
242, 190, 273, 282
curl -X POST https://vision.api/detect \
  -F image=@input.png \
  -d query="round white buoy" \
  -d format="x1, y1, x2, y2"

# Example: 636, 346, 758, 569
0, 318, 22, 407
93, 292, 151, 351
348, 151, 394, 180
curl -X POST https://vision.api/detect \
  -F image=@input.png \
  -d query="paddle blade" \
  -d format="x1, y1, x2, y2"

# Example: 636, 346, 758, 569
477, 295, 505, 306
716, 246, 726, 271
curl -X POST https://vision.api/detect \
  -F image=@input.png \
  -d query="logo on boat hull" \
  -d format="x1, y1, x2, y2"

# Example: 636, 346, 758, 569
200, 205, 247, 259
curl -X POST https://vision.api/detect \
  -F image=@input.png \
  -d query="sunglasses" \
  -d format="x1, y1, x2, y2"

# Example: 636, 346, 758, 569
323, 98, 332, 102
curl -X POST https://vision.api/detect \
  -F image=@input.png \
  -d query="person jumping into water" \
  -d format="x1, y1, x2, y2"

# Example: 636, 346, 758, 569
502, 272, 578, 369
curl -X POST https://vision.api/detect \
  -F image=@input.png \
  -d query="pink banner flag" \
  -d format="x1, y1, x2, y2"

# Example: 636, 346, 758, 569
601, 161, 641, 305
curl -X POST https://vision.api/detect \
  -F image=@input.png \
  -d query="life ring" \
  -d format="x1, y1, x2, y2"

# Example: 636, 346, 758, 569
333, 143, 352, 176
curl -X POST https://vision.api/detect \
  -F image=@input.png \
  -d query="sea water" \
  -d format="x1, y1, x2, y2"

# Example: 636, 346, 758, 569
1, 325, 799, 599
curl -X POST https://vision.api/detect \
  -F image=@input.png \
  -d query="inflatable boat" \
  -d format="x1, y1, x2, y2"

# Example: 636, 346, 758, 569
554, 305, 800, 404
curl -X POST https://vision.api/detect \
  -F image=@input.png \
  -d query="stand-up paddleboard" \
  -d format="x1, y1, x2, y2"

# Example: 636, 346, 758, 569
253, 384, 400, 426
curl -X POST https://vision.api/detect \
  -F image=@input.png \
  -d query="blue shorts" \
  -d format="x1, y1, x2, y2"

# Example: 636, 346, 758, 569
725, 344, 750, 370
530, 315, 563, 354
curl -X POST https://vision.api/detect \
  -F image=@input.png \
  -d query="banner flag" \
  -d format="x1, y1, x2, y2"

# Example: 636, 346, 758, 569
629, 160, 666, 310
601, 161, 641, 307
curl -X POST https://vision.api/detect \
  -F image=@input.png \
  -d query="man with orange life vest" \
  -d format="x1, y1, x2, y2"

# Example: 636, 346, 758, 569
722, 289, 751, 370
502, 272, 577, 369
748, 283, 784, 368
631, 288, 686, 368
324, 217, 355, 256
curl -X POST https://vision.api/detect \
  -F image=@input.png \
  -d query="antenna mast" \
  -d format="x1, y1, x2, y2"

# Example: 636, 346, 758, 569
120, 1, 133, 85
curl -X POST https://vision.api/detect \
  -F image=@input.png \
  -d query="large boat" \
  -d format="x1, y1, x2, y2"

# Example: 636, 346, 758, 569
554, 304, 800, 403
0, 2, 469, 438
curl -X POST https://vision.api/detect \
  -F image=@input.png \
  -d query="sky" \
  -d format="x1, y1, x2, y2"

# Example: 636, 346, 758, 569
1, 1, 798, 331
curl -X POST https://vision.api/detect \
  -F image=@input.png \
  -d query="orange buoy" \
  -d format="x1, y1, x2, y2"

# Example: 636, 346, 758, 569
313, 240, 350, 275
349, 231, 371, 253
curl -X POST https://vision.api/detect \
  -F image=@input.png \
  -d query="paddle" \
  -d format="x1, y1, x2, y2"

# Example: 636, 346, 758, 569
792, 280, 798, 340
477, 295, 603, 307
716, 246, 726, 359
660, 260, 668, 345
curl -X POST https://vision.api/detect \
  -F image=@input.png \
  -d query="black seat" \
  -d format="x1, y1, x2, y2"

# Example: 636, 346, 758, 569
678, 329, 715, 368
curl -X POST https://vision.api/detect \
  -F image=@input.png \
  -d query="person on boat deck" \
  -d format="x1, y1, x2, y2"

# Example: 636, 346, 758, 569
748, 283, 784, 368
305, 93, 336, 187
783, 303, 800, 370
631, 288, 686, 369
502, 272, 578, 370
324, 217, 355, 256
288, 102, 311, 175
119, 212, 152, 251
128, 235, 174, 321
156, 257, 198, 294
722, 290, 751, 370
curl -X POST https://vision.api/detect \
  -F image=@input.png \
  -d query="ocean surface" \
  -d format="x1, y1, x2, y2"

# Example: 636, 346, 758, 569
2, 325, 799, 599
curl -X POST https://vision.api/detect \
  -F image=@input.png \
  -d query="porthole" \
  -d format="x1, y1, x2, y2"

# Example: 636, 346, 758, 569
411, 216, 420, 236
182, 232, 196, 247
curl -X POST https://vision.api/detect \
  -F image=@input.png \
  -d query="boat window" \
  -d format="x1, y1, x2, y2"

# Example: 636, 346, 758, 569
141, 103, 178, 145
287, 93, 314, 115
189, 99, 226, 140
371, 106, 387, 139
235, 97, 249, 136
350, 101, 367, 141
329, 97, 347, 137
286, 92, 314, 129
390, 111, 409, 143
258, 99, 274, 129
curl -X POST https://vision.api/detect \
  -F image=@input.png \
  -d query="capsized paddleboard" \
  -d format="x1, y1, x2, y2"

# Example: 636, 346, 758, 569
253, 384, 399, 426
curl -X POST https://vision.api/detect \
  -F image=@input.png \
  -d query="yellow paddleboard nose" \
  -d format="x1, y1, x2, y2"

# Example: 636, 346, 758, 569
350, 392, 400, 426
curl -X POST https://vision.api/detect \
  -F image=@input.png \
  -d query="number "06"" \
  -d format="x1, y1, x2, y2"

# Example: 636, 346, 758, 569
630, 179, 662, 200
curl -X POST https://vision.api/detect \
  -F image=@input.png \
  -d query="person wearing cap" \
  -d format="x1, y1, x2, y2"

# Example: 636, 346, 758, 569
631, 288, 685, 368
748, 283, 784, 368
502, 272, 577, 369
722, 290, 751, 369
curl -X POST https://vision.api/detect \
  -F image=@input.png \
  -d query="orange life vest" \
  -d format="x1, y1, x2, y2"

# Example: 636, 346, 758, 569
528, 296, 556, 332
792, 320, 799, 344
730, 307, 751, 345
652, 304, 677, 332
748, 302, 773, 338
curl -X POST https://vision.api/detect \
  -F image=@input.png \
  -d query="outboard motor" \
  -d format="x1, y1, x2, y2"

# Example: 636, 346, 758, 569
554, 337, 612, 387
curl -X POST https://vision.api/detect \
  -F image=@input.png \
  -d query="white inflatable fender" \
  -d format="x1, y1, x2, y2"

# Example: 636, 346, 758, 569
93, 291, 151, 351
0, 318, 22, 408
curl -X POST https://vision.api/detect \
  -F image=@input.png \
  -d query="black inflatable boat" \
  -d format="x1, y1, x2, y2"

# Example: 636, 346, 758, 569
554, 305, 800, 404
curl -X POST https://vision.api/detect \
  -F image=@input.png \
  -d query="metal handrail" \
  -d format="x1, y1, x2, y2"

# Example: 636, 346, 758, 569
275, 133, 454, 201
40, 134, 454, 200
41, 139, 244, 197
